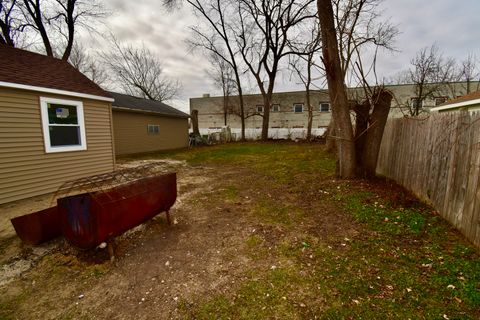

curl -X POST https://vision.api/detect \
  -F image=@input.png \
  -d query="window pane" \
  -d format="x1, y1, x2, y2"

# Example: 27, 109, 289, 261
320, 103, 330, 112
49, 126, 80, 146
48, 104, 78, 125
294, 104, 303, 112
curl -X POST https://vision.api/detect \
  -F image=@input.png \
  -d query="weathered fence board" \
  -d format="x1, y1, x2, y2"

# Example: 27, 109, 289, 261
377, 111, 480, 247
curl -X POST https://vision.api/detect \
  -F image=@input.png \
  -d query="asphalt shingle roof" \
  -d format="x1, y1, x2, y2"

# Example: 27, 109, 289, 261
0, 45, 111, 98
441, 90, 480, 106
109, 91, 189, 118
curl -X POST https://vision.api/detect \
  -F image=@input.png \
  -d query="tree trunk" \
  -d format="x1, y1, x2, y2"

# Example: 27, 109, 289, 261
306, 84, 313, 141
61, 0, 75, 61
353, 101, 370, 171
261, 94, 271, 140
191, 109, 200, 136
238, 89, 246, 141
324, 120, 335, 152
360, 89, 393, 177
318, 0, 356, 178
0, 22, 15, 46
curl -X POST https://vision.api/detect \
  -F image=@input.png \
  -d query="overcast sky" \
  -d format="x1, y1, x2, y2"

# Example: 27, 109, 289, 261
84, 0, 480, 112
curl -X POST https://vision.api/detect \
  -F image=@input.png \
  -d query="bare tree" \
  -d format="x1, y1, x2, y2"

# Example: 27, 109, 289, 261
457, 54, 479, 94
2, 0, 104, 60
102, 39, 180, 102
399, 45, 456, 116
236, 0, 317, 141
68, 42, 108, 87
187, 0, 248, 140
318, 0, 397, 178
207, 53, 237, 126
0, 0, 18, 46
288, 21, 323, 140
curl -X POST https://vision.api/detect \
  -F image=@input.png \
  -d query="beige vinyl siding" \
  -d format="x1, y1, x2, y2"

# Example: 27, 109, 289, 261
112, 109, 188, 156
0, 87, 115, 204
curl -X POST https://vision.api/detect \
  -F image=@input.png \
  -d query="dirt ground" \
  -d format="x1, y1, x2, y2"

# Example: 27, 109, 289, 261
1, 144, 478, 319
0, 157, 347, 319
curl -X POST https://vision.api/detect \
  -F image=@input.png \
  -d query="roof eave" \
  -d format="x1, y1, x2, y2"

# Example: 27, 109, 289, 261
0, 81, 114, 102
112, 105, 190, 118
431, 98, 480, 112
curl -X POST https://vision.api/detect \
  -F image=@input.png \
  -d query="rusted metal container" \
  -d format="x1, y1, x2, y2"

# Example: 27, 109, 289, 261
58, 173, 177, 249
10, 206, 61, 245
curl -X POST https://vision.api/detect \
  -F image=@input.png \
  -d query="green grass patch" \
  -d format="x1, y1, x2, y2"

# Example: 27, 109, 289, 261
193, 268, 315, 320
253, 199, 305, 226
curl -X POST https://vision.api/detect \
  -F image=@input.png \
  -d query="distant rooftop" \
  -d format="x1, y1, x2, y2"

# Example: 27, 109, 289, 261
432, 90, 480, 112
110, 91, 190, 118
442, 91, 480, 106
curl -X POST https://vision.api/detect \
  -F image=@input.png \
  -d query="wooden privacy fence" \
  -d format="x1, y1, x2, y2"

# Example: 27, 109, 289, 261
377, 111, 480, 247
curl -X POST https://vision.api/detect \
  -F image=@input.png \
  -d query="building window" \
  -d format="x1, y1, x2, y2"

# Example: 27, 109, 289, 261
40, 97, 87, 153
292, 125, 304, 128
271, 104, 280, 112
293, 103, 304, 113
256, 105, 264, 113
435, 97, 447, 106
147, 124, 160, 134
411, 98, 422, 109
320, 102, 330, 112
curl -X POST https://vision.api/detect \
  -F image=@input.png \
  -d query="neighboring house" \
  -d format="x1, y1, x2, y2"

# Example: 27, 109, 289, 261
110, 92, 189, 156
0, 45, 115, 205
431, 91, 480, 113
190, 82, 478, 139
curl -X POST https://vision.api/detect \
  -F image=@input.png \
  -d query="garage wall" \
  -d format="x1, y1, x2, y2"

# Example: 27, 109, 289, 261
112, 110, 189, 156
0, 87, 115, 204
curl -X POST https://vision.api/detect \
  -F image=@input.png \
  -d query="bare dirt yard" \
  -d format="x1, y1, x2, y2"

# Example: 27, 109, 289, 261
0, 143, 479, 319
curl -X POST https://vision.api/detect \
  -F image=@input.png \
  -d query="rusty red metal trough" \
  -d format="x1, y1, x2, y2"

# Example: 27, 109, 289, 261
10, 206, 61, 245
10, 171, 177, 249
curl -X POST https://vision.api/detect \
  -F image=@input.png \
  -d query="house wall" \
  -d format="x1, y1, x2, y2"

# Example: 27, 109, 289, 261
112, 110, 189, 156
0, 87, 115, 204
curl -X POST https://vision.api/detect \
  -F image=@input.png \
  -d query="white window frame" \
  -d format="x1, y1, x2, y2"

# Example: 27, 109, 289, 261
256, 105, 264, 113
271, 104, 280, 112
147, 124, 160, 135
40, 97, 87, 153
320, 102, 331, 112
293, 103, 304, 113
411, 97, 422, 108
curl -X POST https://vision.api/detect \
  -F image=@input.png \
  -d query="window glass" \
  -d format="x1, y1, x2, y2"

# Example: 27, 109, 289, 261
148, 124, 160, 134
411, 98, 422, 108
320, 103, 330, 112
256, 105, 263, 113
293, 103, 304, 113
435, 97, 447, 106
271, 104, 280, 112
47, 104, 78, 124
49, 126, 81, 146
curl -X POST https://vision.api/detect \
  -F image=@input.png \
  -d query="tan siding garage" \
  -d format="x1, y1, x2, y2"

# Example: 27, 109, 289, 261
112, 109, 189, 156
0, 87, 115, 204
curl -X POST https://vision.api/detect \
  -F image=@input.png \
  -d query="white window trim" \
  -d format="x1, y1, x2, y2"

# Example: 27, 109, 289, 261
293, 103, 304, 113
147, 124, 160, 135
40, 97, 87, 153
271, 104, 280, 112
320, 102, 331, 112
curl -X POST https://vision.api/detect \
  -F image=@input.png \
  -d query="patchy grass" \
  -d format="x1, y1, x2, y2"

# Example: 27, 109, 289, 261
2, 142, 478, 319
170, 142, 479, 320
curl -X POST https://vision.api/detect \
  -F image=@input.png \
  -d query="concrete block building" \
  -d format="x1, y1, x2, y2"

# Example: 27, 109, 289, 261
190, 82, 479, 140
